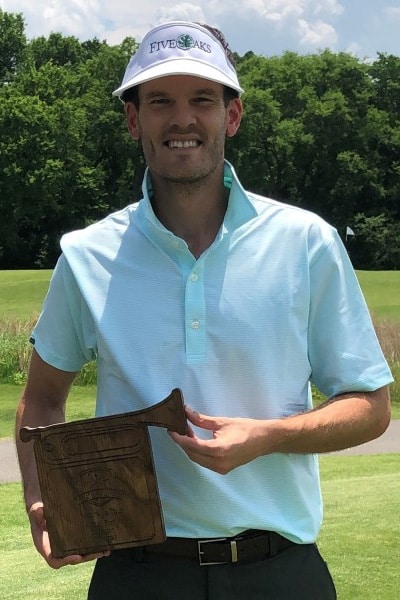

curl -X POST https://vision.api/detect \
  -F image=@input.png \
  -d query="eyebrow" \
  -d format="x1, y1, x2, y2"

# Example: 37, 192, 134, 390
142, 87, 220, 100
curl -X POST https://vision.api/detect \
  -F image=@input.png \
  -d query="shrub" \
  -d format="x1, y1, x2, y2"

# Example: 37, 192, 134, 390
0, 318, 97, 385
0, 317, 397, 402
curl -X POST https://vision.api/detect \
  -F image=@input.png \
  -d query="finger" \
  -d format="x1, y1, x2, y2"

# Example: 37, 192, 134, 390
186, 422, 196, 437
185, 406, 223, 431
48, 551, 110, 570
169, 430, 220, 455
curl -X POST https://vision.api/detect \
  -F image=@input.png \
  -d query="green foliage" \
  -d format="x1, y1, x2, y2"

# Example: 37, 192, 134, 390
0, 330, 30, 383
230, 50, 400, 268
347, 214, 400, 269
0, 9, 26, 80
0, 19, 140, 268
1, 11, 400, 268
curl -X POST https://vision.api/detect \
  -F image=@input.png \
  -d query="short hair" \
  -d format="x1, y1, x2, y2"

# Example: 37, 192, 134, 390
199, 23, 237, 70
121, 85, 139, 107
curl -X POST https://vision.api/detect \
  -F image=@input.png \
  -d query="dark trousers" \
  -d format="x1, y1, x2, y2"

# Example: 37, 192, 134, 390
88, 543, 337, 599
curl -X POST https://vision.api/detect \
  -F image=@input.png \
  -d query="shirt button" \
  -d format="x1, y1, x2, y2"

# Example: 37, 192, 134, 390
191, 320, 200, 330
190, 273, 198, 282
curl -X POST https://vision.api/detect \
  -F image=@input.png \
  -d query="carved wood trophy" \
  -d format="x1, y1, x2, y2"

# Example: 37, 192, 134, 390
20, 388, 187, 559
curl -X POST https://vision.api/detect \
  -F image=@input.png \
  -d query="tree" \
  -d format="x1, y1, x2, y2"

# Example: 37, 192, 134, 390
369, 53, 400, 123
0, 26, 142, 268
347, 214, 400, 269
1, 10, 399, 269
28, 32, 85, 69
0, 10, 26, 81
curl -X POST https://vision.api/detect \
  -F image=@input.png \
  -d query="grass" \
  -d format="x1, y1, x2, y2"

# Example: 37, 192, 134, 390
0, 482, 94, 599
0, 269, 399, 438
357, 270, 400, 323
1, 270, 400, 320
0, 269, 399, 391
0, 271, 399, 597
319, 454, 400, 599
0, 384, 97, 438
1, 382, 399, 440
1, 455, 399, 599
0, 270, 53, 320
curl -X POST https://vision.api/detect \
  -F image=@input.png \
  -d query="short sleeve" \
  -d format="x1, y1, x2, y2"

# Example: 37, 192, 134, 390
308, 230, 393, 397
30, 255, 97, 372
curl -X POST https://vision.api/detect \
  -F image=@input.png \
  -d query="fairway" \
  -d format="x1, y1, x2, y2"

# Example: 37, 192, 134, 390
1, 455, 399, 599
357, 270, 400, 322
0, 270, 53, 320
1, 269, 399, 321
1, 271, 399, 599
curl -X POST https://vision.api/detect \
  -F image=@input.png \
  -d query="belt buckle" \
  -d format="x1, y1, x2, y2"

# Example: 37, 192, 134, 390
197, 538, 238, 566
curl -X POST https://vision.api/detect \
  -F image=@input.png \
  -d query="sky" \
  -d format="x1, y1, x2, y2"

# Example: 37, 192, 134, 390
3, 0, 400, 61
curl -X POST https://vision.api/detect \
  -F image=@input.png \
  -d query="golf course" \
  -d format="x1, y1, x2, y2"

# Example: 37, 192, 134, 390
0, 269, 399, 599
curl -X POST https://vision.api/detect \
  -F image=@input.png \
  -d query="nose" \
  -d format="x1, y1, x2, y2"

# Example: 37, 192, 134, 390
168, 100, 197, 129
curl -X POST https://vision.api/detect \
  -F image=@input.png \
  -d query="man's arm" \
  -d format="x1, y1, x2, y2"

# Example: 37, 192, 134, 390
15, 350, 74, 509
15, 349, 108, 568
169, 386, 391, 474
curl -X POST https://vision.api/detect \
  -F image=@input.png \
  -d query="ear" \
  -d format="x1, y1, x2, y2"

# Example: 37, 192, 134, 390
226, 98, 243, 138
125, 102, 141, 140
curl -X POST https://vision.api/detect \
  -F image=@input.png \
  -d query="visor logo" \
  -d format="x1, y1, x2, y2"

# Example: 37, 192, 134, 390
149, 34, 212, 54
177, 34, 194, 50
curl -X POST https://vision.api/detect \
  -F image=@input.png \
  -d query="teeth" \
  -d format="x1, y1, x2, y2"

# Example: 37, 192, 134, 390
168, 140, 199, 149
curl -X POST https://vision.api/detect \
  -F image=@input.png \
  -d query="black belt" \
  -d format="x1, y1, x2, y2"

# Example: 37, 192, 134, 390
145, 529, 296, 566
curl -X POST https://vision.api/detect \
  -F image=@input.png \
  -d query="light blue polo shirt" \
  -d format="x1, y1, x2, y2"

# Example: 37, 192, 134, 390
32, 161, 393, 543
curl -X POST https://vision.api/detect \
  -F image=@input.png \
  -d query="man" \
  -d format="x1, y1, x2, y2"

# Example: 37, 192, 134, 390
16, 21, 392, 599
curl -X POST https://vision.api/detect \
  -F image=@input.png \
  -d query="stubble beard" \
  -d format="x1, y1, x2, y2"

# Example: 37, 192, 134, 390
144, 135, 226, 190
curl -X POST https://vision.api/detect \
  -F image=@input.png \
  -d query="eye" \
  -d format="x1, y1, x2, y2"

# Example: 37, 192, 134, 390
193, 96, 213, 104
149, 97, 170, 105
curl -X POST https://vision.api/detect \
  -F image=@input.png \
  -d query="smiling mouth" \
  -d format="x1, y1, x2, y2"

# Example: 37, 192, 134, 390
167, 140, 201, 149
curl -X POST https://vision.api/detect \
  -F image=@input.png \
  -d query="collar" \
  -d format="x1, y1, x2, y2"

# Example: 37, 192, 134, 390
136, 160, 257, 252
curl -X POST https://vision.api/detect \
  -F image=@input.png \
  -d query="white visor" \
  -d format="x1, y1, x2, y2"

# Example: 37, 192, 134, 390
112, 21, 243, 98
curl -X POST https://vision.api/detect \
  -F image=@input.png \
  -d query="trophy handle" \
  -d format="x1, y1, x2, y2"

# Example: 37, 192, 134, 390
20, 388, 187, 442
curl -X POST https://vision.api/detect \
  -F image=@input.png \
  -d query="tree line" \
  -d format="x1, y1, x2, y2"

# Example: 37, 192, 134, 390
1, 10, 399, 270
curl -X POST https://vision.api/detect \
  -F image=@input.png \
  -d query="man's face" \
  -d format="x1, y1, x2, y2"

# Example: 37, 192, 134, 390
125, 75, 242, 185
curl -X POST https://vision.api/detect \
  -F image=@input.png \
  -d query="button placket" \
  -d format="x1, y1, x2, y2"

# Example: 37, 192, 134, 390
185, 264, 206, 360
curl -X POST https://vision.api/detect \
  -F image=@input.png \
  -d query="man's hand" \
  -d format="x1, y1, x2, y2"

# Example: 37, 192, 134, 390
169, 387, 390, 472
28, 502, 110, 569
169, 406, 275, 474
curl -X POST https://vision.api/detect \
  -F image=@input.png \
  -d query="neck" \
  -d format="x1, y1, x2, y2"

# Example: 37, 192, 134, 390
149, 167, 229, 258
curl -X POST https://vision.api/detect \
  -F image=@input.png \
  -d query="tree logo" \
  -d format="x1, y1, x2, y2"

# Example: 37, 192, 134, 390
177, 34, 195, 50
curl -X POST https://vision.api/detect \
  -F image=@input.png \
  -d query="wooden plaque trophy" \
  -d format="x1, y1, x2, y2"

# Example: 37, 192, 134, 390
20, 388, 187, 559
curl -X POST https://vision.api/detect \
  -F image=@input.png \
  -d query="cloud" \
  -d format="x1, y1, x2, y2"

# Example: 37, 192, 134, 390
345, 41, 362, 57
238, 0, 344, 23
297, 18, 338, 47
39, 0, 105, 37
383, 6, 400, 20
240, 0, 305, 23
313, 0, 344, 17
5, 0, 398, 59
8, 0, 107, 39
154, 2, 206, 23
6, 0, 343, 56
